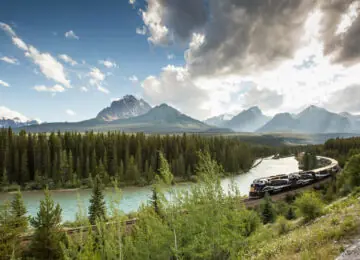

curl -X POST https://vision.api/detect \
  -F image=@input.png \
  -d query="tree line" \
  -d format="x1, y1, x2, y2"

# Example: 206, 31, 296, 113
0, 129, 274, 190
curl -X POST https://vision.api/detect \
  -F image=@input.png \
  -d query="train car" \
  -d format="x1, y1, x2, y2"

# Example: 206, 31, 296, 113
249, 156, 339, 199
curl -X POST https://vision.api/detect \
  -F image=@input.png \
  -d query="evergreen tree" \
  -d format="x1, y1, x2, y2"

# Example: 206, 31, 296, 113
10, 190, 28, 232
260, 193, 276, 224
88, 176, 106, 224
286, 207, 296, 220
30, 189, 63, 260
1, 168, 9, 186
157, 152, 173, 185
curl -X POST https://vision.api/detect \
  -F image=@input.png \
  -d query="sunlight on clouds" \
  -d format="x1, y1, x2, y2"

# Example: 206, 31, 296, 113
336, 1, 360, 35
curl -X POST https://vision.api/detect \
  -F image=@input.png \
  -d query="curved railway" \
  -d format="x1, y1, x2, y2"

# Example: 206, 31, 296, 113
20, 155, 339, 242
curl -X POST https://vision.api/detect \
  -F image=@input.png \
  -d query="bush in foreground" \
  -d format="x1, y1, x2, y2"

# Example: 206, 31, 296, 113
295, 191, 324, 222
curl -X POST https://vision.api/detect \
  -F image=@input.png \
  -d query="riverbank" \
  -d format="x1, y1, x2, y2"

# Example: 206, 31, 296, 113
0, 156, 300, 222
1, 156, 270, 194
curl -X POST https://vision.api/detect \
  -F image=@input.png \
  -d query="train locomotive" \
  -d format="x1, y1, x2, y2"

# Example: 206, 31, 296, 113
249, 156, 340, 198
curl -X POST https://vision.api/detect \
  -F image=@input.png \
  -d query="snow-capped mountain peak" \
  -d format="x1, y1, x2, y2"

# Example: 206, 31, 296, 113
97, 95, 152, 121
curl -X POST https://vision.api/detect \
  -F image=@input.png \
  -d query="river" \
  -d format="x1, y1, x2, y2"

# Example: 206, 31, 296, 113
0, 156, 299, 222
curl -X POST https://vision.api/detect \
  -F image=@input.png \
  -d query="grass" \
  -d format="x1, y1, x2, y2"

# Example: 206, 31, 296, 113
243, 193, 360, 259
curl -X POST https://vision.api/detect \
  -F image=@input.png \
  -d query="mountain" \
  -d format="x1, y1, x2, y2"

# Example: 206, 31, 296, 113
18, 102, 230, 133
204, 114, 234, 127
340, 112, 360, 132
0, 117, 39, 128
225, 106, 270, 132
97, 95, 151, 121
258, 106, 352, 133
257, 113, 296, 133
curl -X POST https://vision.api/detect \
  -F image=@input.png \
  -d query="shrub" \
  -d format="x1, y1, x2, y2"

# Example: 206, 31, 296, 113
294, 191, 324, 222
275, 216, 291, 235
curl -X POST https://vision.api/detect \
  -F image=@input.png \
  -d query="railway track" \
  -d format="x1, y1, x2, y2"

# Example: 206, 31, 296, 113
20, 156, 339, 242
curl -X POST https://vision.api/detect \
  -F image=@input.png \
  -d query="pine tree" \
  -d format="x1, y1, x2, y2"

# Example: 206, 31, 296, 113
260, 193, 276, 224
1, 168, 9, 186
10, 190, 28, 232
0, 202, 17, 258
286, 207, 296, 220
157, 152, 173, 185
30, 189, 63, 260
88, 176, 106, 225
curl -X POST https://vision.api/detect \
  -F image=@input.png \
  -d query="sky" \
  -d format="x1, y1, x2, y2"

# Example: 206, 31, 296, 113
1, 0, 360, 123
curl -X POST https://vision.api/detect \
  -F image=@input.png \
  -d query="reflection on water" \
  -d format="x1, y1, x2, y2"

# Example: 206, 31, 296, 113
0, 156, 299, 222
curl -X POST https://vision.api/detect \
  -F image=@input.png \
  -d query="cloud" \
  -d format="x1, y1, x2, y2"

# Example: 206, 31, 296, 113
0, 23, 71, 88
0, 106, 29, 121
325, 84, 360, 113
58, 54, 77, 66
98, 59, 117, 68
240, 86, 284, 111
0, 22, 16, 36
136, 26, 147, 35
89, 67, 105, 82
66, 109, 76, 116
142, 65, 209, 118
0, 56, 18, 64
33, 84, 65, 93
129, 0, 136, 5
88, 67, 109, 94
97, 86, 110, 94
140, 0, 207, 45
0, 79, 10, 87
320, 0, 360, 66
80, 86, 88, 92
25, 46, 71, 88
12, 37, 28, 51
167, 53, 175, 60
129, 75, 139, 83
65, 30, 79, 40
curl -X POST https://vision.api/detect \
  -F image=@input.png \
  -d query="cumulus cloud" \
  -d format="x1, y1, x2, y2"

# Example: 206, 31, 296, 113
129, 0, 136, 5
0, 23, 71, 88
0, 79, 10, 87
140, 0, 207, 45
136, 26, 147, 35
142, 65, 209, 118
320, 0, 360, 66
0, 106, 29, 121
241, 86, 284, 111
58, 54, 77, 66
0, 56, 18, 64
129, 75, 139, 83
65, 30, 79, 40
325, 84, 360, 113
98, 59, 117, 68
66, 109, 76, 116
33, 84, 65, 93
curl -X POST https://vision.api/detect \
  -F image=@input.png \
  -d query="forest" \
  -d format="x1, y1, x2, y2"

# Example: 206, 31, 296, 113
1, 137, 360, 259
0, 129, 275, 191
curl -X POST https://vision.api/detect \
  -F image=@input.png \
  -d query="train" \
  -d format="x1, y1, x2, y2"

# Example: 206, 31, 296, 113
249, 156, 340, 198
